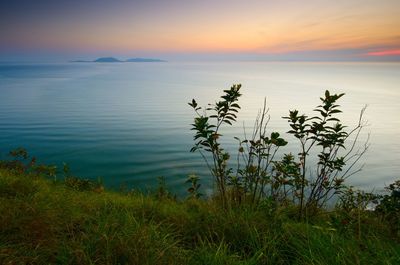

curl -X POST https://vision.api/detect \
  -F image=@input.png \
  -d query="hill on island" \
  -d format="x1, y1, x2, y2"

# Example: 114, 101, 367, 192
126, 58, 166, 62
71, 57, 166, 63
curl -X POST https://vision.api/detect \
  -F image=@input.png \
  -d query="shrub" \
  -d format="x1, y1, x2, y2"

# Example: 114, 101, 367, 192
189, 85, 368, 217
375, 180, 400, 238
0, 148, 57, 178
283, 90, 368, 216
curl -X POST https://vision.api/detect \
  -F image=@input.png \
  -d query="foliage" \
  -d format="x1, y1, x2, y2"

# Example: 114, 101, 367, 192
335, 186, 380, 239
0, 148, 57, 178
0, 148, 104, 192
0, 166, 399, 264
375, 180, 400, 237
283, 90, 368, 216
189, 85, 368, 217
337, 186, 378, 213
64, 176, 103, 192
235, 100, 288, 206
186, 174, 203, 199
154, 176, 175, 200
189, 84, 241, 206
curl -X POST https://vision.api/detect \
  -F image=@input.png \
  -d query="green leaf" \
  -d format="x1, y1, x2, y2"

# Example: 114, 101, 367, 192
224, 120, 232, 125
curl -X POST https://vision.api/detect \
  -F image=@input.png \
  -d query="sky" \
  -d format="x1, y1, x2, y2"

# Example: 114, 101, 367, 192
1, 0, 399, 61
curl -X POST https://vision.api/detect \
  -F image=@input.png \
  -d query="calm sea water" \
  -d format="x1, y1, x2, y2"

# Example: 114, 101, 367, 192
0, 62, 399, 195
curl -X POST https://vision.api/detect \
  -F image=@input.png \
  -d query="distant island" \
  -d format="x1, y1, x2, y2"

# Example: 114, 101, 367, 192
94, 57, 122, 63
126, 58, 166, 62
71, 57, 166, 63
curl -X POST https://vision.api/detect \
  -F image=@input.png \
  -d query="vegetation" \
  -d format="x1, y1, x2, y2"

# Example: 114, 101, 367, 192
0, 159, 399, 264
0, 85, 399, 264
189, 85, 368, 218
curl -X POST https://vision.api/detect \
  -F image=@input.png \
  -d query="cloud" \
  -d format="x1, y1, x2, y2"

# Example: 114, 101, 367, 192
367, 49, 400, 56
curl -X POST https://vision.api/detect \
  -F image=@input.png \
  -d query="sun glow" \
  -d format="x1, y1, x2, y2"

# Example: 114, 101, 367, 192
1, 0, 400, 60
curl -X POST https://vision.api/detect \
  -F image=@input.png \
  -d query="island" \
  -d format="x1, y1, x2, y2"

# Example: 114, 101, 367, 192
71, 57, 166, 63
94, 57, 122, 63
126, 58, 166, 62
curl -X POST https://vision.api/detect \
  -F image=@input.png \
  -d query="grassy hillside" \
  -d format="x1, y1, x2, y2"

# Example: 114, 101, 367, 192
1, 166, 399, 265
1, 87, 400, 264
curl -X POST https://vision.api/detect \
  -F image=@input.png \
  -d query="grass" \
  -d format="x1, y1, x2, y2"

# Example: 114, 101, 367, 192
0, 167, 399, 264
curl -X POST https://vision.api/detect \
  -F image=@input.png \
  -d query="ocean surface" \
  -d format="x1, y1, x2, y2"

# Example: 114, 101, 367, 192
0, 62, 399, 195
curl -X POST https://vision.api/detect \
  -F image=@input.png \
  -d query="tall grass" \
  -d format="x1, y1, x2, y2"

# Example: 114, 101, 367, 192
1, 167, 399, 264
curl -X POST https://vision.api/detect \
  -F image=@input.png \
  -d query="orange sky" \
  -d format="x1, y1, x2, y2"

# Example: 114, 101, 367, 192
1, 0, 399, 60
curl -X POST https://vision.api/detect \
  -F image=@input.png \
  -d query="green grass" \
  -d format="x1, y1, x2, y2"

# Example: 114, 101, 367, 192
0, 168, 399, 264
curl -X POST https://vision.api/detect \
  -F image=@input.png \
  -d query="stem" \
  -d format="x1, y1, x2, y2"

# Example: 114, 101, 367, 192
299, 141, 307, 219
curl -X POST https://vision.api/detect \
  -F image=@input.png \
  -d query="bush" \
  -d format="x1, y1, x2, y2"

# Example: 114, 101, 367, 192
189, 85, 368, 217
375, 180, 400, 238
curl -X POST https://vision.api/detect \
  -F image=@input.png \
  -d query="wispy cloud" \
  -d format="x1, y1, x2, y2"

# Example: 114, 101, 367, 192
1, 0, 400, 61
367, 49, 400, 56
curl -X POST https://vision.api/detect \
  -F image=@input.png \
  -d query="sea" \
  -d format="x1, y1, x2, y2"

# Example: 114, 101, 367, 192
0, 61, 399, 195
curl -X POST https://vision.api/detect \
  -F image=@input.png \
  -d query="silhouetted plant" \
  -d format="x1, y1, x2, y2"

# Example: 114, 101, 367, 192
186, 174, 203, 199
189, 85, 288, 207
0, 148, 57, 178
335, 185, 379, 239
9, 147, 29, 160
375, 180, 400, 237
0, 147, 31, 173
62, 162, 70, 177
189, 84, 241, 206
283, 90, 368, 216
270, 153, 302, 205
190, 85, 368, 215
337, 186, 378, 212
155, 176, 174, 199
33, 164, 57, 180
234, 99, 288, 205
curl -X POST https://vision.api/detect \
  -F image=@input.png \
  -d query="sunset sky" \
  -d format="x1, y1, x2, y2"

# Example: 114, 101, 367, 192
1, 0, 399, 61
